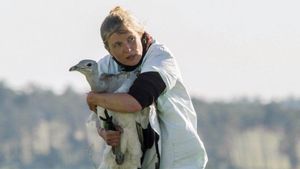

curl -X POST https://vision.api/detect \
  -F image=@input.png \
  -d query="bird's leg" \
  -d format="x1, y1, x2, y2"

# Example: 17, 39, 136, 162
99, 109, 125, 165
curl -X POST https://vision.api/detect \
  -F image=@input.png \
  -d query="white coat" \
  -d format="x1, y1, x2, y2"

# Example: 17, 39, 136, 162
98, 41, 208, 169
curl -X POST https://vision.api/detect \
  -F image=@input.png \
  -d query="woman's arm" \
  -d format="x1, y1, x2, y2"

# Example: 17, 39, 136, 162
86, 92, 142, 113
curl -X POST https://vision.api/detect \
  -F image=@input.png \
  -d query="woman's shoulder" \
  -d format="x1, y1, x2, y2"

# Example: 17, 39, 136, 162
144, 41, 174, 65
142, 41, 178, 71
141, 41, 181, 91
98, 54, 112, 64
148, 41, 172, 56
97, 54, 118, 74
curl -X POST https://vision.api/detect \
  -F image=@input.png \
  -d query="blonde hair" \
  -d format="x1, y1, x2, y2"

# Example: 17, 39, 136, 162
100, 6, 144, 49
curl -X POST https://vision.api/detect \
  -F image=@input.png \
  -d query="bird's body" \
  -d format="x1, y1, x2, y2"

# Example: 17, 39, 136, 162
70, 59, 150, 169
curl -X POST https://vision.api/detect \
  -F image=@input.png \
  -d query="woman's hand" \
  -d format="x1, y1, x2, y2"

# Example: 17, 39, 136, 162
97, 127, 121, 146
86, 91, 98, 113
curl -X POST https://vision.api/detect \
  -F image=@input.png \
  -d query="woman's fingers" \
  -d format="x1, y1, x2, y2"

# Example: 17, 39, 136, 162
107, 135, 120, 146
99, 129, 121, 146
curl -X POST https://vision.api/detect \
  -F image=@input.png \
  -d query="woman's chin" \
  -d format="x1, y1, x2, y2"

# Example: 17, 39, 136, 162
126, 62, 139, 66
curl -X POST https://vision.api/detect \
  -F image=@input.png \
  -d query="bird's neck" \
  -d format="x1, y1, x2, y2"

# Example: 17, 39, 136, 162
86, 73, 100, 91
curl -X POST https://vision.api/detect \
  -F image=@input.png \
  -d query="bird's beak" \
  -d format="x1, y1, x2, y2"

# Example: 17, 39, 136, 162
69, 65, 78, 71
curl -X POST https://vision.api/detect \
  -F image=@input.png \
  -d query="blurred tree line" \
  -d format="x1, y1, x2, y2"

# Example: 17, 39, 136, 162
0, 81, 299, 169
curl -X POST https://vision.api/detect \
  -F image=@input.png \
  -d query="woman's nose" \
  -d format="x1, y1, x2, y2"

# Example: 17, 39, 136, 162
123, 42, 132, 53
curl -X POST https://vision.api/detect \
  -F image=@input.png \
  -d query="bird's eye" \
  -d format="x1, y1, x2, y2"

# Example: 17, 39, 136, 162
87, 63, 92, 67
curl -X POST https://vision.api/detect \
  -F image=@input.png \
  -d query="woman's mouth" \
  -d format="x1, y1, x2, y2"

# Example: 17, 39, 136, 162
126, 54, 136, 60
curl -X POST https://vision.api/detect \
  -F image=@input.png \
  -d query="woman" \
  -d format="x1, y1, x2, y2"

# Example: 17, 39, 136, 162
86, 6, 208, 169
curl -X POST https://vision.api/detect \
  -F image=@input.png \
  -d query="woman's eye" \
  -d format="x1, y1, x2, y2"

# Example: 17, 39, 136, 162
113, 42, 122, 48
128, 36, 135, 42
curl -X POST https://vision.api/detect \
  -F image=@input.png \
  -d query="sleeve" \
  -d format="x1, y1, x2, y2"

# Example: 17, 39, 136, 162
141, 44, 180, 91
128, 72, 166, 109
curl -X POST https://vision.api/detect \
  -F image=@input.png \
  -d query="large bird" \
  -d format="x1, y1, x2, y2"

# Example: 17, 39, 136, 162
69, 59, 151, 169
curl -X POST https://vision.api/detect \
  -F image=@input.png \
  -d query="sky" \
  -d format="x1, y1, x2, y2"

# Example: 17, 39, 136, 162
1, 0, 300, 101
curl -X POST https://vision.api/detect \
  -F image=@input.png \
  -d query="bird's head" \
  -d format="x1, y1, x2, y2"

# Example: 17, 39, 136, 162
69, 59, 98, 76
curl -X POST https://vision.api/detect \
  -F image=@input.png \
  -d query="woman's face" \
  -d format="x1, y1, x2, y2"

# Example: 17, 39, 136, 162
106, 27, 143, 66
